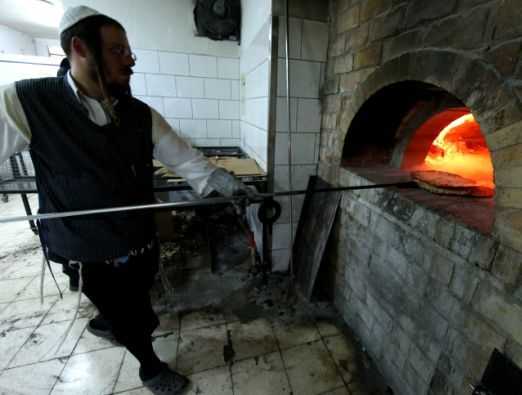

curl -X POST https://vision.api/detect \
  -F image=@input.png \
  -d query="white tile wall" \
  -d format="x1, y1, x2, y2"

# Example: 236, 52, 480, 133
136, 96, 165, 116
277, 59, 322, 98
180, 120, 207, 138
130, 74, 146, 96
175, 76, 204, 98
297, 99, 322, 132
164, 98, 192, 118
219, 100, 240, 120
301, 20, 329, 62
134, 49, 160, 73
217, 58, 240, 79
278, 18, 303, 59
146, 74, 177, 97
204, 79, 232, 99
245, 60, 270, 99
193, 99, 219, 119
189, 55, 218, 78
130, 49, 241, 146
159, 52, 189, 75
275, 133, 318, 165
207, 120, 232, 138
275, 97, 298, 132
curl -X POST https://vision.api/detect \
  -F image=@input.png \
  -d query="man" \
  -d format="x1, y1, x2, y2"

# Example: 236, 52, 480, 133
0, 6, 251, 395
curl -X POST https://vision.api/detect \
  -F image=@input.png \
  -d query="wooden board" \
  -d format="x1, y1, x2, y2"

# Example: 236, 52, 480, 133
293, 176, 341, 300
153, 157, 265, 179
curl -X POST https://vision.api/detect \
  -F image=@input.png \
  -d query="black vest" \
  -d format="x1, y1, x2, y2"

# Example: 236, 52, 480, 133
16, 77, 156, 262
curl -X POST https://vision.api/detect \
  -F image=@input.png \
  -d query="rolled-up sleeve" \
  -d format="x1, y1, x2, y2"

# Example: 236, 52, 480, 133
151, 108, 216, 195
0, 84, 31, 165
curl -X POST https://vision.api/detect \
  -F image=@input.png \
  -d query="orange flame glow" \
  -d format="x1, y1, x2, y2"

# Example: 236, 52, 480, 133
423, 114, 494, 188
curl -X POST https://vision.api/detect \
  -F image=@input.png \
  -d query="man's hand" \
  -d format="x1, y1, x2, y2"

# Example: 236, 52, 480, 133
206, 168, 257, 200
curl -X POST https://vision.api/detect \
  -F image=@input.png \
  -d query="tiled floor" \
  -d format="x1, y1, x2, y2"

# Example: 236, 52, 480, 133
0, 196, 372, 395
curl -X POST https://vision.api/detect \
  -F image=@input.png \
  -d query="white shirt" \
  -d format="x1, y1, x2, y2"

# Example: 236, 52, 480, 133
0, 73, 216, 195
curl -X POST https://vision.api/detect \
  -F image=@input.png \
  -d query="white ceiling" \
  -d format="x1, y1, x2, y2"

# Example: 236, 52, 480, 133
0, 0, 64, 38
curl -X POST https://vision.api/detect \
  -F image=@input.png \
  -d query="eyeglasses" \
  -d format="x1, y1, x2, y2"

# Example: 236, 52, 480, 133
108, 45, 137, 61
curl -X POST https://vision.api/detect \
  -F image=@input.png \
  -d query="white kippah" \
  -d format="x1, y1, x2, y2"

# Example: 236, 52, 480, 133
59, 6, 101, 35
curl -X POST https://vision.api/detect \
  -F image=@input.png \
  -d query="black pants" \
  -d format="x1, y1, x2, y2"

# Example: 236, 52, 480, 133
80, 244, 161, 376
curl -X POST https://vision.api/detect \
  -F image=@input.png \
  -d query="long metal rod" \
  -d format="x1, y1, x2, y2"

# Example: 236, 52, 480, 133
285, 0, 295, 284
0, 182, 416, 224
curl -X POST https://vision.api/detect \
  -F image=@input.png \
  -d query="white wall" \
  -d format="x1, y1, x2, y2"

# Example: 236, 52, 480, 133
271, 15, 329, 272
0, 54, 59, 85
0, 24, 36, 55
62, 0, 239, 58
239, 0, 272, 170
61, 0, 241, 146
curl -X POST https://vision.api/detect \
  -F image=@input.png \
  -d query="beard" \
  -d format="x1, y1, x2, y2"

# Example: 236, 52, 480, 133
87, 58, 132, 99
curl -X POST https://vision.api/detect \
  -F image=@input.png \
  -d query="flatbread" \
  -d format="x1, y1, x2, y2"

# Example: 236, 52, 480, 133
412, 170, 493, 198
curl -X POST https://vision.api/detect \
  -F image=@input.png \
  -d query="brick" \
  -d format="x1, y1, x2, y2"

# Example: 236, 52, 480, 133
486, 120, 522, 152
366, 291, 393, 331
328, 34, 346, 58
434, 217, 456, 250
404, 0, 457, 29
425, 282, 459, 318
423, 5, 491, 50
474, 282, 522, 344
339, 68, 375, 94
491, 245, 522, 287
468, 235, 498, 270
449, 263, 480, 303
353, 42, 382, 69
409, 206, 438, 240
369, 5, 406, 41
494, 0, 522, 40
346, 22, 370, 50
496, 187, 522, 210
495, 208, 522, 253
495, 166, 522, 188
403, 361, 430, 393
389, 325, 412, 369
429, 254, 455, 285
360, 0, 393, 22
382, 29, 422, 61
449, 224, 476, 261
336, 0, 351, 14
337, 5, 360, 33
334, 53, 354, 74
408, 344, 436, 383
383, 193, 416, 222
485, 40, 521, 77
416, 304, 449, 340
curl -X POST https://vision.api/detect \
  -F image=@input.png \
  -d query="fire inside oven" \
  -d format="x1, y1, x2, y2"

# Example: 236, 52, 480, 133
401, 109, 495, 197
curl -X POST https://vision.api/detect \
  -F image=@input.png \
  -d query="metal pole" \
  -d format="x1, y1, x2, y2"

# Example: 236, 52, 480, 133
285, 0, 295, 283
0, 182, 416, 225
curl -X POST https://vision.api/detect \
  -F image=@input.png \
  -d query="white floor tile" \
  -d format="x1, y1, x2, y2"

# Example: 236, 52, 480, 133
51, 347, 125, 395
42, 292, 95, 325
0, 358, 65, 395
186, 365, 232, 395
10, 319, 88, 367
273, 320, 321, 350
73, 324, 119, 355
227, 319, 278, 361
0, 278, 33, 303
0, 327, 34, 370
0, 248, 42, 280
113, 351, 141, 394
232, 352, 291, 395
16, 274, 69, 301
177, 324, 227, 375
0, 297, 57, 331
282, 340, 344, 395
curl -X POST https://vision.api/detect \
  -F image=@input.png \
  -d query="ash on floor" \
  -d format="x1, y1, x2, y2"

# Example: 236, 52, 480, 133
0, 196, 389, 395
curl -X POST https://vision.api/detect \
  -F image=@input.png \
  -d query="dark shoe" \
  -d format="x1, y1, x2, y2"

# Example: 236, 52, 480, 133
86, 315, 118, 344
142, 363, 190, 395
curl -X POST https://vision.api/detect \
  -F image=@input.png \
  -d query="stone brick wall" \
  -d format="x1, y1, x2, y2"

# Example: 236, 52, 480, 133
320, 0, 522, 394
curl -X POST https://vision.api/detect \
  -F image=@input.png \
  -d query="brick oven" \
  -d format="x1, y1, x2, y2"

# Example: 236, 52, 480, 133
318, 0, 522, 394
